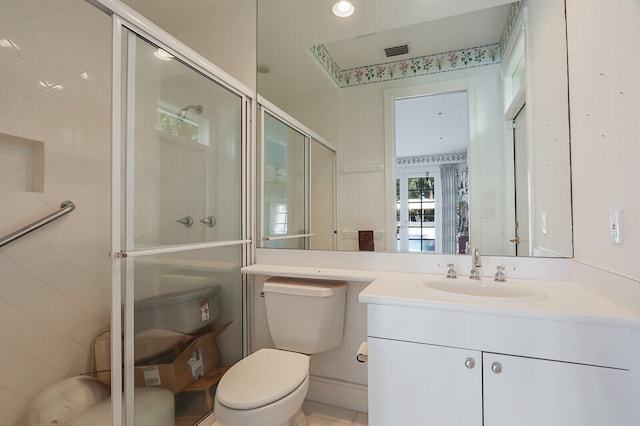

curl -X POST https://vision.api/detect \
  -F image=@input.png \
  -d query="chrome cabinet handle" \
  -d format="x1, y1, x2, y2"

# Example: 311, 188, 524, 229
175, 216, 193, 227
200, 216, 216, 227
491, 362, 502, 374
464, 358, 475, 369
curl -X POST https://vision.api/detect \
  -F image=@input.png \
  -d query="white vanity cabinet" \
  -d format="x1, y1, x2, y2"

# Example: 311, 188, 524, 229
368, 337, 482, 425
366, 304, 633, 426
482, 352, 631, 425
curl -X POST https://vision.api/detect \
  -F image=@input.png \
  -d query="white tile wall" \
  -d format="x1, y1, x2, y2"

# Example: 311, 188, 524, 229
0, 1, 112, 424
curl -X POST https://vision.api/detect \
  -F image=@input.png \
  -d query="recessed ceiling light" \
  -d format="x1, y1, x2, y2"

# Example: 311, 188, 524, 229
332, 1, 354, 18
154, 48, 174, 61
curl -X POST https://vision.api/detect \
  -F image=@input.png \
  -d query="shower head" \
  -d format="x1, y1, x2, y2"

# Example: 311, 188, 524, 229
178, 104, 203, 120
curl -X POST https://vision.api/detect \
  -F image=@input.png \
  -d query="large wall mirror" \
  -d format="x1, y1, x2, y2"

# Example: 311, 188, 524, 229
258, 0, 572, 257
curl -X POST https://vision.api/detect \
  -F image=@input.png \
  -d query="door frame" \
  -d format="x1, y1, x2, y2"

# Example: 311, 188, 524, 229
383, 79, 476, 253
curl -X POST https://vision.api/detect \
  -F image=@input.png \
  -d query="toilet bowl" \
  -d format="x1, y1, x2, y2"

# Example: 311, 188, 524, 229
213, 278, 347, 426
214, 349, 309, 426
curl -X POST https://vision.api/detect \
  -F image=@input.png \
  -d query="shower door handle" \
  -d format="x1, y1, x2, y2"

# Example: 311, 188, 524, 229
200, 216, 216, 227
175, 216, 193, 227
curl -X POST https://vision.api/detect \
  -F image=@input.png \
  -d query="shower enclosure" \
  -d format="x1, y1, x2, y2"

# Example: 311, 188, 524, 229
0, 0, 252, 422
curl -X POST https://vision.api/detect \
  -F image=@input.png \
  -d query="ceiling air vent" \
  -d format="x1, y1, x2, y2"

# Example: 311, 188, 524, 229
384, 44, 409, 58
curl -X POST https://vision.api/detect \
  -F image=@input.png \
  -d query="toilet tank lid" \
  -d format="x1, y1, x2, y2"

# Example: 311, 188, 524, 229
216, 348, 309, 409
263, 278, 347, 297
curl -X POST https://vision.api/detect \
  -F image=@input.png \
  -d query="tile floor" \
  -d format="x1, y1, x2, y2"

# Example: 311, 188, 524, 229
303, 400, 368, 425
205, 400, 368, 426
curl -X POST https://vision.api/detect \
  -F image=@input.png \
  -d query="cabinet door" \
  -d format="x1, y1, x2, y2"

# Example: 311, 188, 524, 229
483, 353, 632, 426
368, 337, 482, 426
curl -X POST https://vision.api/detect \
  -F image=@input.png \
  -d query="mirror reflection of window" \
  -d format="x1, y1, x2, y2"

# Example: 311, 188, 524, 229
397, 176, 437, 253
271, 203, 288, 235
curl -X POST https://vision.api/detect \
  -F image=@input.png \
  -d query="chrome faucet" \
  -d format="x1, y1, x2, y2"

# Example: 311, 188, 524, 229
446, 263, 457, 278
494, 266, 506, 282
469, 248, 481, 280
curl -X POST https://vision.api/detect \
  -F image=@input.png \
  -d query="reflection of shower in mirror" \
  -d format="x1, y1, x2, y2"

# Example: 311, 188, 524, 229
178, 104, 203, 120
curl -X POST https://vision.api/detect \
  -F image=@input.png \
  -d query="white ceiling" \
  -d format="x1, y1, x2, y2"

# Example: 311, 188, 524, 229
395, 91, 469, 158
324, 5, 511, 71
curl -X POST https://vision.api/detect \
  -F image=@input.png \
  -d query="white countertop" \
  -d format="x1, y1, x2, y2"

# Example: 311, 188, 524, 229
359, 272, 639, 328
242, 264, 378, 282
242, 264, 640, 328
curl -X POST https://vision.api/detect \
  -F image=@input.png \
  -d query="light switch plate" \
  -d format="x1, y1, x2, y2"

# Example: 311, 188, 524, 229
609, 208, 622, 244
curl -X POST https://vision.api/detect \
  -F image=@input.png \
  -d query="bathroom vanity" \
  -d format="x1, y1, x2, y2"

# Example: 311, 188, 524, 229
359, 274, 638, 426
244, 252, 640, 426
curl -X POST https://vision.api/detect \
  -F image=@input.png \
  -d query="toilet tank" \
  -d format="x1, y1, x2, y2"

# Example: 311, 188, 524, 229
263, 278, 347, 354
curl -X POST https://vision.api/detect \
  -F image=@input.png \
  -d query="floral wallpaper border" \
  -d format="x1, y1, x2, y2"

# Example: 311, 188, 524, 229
310, 43, 501, 88
498, 1, 524, 55
396, 153, 467, 167
308, 1, 523, 89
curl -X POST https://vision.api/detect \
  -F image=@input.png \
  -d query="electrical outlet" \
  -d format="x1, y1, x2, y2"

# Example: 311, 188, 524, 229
609, 208, 622, 244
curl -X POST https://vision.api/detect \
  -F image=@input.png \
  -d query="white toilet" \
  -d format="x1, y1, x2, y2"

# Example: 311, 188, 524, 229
214, 278, 347, 426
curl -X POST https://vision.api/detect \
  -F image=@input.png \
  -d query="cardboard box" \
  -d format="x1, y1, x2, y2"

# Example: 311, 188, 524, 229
94, 322, 231, 393
134, 327, 221, 393
175, 366, 230, 422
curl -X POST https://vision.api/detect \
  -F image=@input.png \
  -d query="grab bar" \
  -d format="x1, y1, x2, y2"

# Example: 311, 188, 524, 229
0, 200, 76, 248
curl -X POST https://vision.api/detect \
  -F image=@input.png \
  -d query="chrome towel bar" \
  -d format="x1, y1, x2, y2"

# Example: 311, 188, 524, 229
0, 200, 76, 248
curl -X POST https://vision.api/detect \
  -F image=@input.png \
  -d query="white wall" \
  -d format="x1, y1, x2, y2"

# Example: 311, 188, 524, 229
122, 0, 257, 91
566, 0, 640, 281
0, 2, 112, 424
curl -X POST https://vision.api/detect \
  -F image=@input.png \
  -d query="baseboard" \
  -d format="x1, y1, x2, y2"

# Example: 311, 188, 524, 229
306, 375, 368, 413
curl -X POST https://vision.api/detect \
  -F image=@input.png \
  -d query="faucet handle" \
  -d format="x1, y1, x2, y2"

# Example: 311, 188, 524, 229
446, 263, 457, 278
494, 266, 506, 282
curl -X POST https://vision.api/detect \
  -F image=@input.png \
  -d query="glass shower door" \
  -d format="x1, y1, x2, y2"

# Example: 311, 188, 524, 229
117, 29, 247, 425
258, 110, 308, 249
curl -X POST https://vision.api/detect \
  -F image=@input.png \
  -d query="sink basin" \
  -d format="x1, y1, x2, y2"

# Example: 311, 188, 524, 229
420, 279, 543, 301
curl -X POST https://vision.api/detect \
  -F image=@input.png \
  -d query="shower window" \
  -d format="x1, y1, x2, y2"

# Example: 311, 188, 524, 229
155, 107, 206, 145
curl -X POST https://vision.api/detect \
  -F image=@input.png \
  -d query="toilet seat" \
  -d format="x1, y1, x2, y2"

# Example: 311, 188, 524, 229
217, 348, 310, 410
